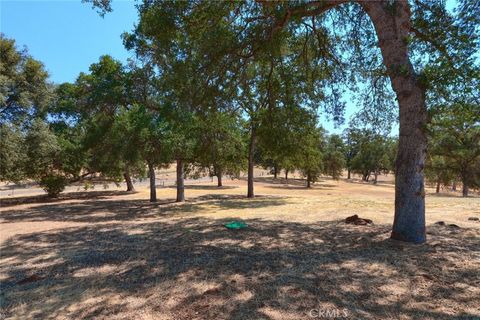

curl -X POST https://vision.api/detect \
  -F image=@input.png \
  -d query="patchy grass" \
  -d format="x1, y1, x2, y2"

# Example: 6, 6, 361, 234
1, 176, 479, 319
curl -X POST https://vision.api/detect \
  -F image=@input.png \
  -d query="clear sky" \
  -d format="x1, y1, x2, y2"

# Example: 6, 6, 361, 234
0, 0, 373, 134
1, 0, 138, 83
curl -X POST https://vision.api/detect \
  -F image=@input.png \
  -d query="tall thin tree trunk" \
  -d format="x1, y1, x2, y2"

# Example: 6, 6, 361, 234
285, 169, 289, 182
436, 180, 440, 194
124, 166, 135, 192
374, 171, 378, 184
452, 180, 457, 191
176, 158, 185, 202
306, 174, 311, 188
216, 166, 223, 187
347, 169, 351, 180
362, 1, 427, 243
273, 164, 278, 179
148, 163, 157, 202
247, 125, 256, 198
462, 174, 469, 197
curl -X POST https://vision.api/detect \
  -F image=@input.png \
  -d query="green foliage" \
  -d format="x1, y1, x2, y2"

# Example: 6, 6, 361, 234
194, 111, 246, 179
343, 128, 363, 177
297, 127, 325, 187
74, 56, 146, 182
0, 116, 72, 196
257, 105, 319, 178
427, 102, 480, 194
424, 155, 456, 189
24, 118, 61, 179
323, 134, 346, 180
0, 35, 53, 124
349, 130, 394, 182
0, 123, 27, 182
39, 174, 68, 197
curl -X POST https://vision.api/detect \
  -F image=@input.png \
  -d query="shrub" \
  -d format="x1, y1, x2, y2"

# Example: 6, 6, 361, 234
39, 175, 68, 197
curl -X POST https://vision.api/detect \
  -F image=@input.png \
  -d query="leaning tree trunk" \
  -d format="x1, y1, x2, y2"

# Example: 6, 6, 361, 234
176, 158, 185, 202
361, 1, 427, 243
148, 163, 157, 202
247, 125, 256, 198
124, 166, 135, 192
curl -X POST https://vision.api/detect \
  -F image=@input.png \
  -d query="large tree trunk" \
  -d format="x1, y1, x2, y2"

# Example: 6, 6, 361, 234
176, 158, 185, 202
148, 163, 157, 202
247, 125, 256, 198
361, 1, 427, 243
124, 166, 135, 192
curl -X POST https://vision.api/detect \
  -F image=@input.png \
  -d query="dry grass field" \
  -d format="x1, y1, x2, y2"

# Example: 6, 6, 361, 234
1, 173, 479, 319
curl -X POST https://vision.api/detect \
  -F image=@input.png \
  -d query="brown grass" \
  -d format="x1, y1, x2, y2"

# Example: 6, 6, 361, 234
1, 175, 479, 319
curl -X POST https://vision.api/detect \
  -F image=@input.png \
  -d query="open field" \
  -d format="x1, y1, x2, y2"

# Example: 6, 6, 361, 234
1, 174, 479, 319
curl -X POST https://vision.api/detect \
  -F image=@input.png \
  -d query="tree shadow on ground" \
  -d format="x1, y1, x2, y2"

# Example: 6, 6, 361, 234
0, 190, 133, 208
167, 185, 239, 190
0, 194, 287, 224
0, 201, 478, 319
343, 177, 395, 187
250, 177, 337, 190
0, 181, 38, 191
427, 191, 480, 199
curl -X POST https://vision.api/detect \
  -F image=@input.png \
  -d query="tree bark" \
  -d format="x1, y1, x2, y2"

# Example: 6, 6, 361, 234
452, 180, 457, 191
124, 167, 135, 192
374, 171, 378, 184
273, 164, 278, 179
148, 163, 157, 202
436, 180, 440, 194
285, 169, 289, 182
247, 125, 256, 198
361, 1, 427, 243
347, 169, 351, 180
306, 173, 311, 188
176, 158, 185, 202
216, 166, 223, 187
462, 175, 469, 197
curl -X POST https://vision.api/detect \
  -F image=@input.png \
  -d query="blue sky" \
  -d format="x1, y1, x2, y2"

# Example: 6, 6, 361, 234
1, 0, 138, 83
0, 0, 377, 133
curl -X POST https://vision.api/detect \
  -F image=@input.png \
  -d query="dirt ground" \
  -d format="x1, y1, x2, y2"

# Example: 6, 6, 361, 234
1, 173, 479, 320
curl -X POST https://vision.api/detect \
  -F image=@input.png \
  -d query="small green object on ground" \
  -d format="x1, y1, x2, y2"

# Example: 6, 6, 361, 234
224, 221, 248, 229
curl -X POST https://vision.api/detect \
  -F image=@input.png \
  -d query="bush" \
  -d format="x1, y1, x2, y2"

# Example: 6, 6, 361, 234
39, 175, 68, 197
